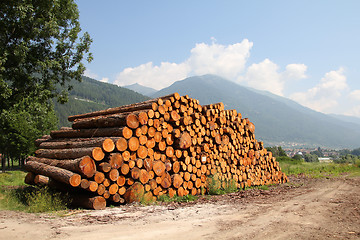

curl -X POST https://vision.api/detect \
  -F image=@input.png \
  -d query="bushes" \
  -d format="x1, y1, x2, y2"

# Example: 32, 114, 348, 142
207, 174, 238, 195
0, 172, 69, 213
0, 186, 69, 213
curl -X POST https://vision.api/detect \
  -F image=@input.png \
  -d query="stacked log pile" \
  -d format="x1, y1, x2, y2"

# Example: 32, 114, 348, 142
25, 93, 287, 210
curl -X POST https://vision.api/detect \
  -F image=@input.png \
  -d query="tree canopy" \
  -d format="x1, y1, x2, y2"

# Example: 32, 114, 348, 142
0, 0, 92, 161
0, 0, 92, 107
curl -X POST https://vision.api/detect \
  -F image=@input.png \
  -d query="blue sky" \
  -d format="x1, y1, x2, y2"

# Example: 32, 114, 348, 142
76, 0, 360, 117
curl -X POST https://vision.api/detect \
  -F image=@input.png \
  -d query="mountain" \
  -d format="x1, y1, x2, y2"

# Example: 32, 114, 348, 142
54, 76, 149, 127
152, 74, 360, 149
329, 114, 360, 127
123, 83, 157, 97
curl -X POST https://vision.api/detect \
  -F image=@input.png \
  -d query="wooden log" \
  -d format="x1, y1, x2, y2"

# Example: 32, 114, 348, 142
35, 147, 94, 160
161, 172, 172, 189
109, 183, 119, 195
128, 137, 140, 152
176, 132, 192, 149
25, 161, 81, 187
137, 145, 148, 159
110, 193, 124, 203
94, 172, 105, 184
80, 179, 90, 189
26, 155, 96, 178
153, 161, 166, 177
172, 174, 183, 189
97, 184, 106, 195
131, 167, 141, 180
38, 137, 120, 150
102, 138, 115, 152
109, 153, 123, 169
68, 93, 180, 122
124, 182, 144, 203
71, 195, 107, 210
35, 135, 51, 147
24, 172, 36, 185
115, 138, 128, 152
72, 112, 142, 130
143, 158, 153, 172
107, 169, 119, 182
139, 169, 150, 184
50, 127, 133, 139
34, 174, 50, 186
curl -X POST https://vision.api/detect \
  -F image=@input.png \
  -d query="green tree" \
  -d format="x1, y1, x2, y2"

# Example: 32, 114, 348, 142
292, 154, 303, 161
0, 0, 92, 166
0, 0, 92, 106
310, 147, 324, 157
0, 90, 57, 164
304, 153, 319, 163
266, 146, 287, 157
351, 147, 360, 156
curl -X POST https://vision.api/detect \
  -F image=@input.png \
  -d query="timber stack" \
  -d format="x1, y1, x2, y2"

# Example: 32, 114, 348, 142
24, 93, 287, 210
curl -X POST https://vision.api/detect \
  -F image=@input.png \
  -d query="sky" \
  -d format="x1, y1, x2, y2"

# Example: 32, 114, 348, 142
76, 0, 360, 118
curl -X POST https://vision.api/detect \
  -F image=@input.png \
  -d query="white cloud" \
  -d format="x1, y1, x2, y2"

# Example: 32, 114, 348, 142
242, 59, 283, 95
84, 69, 99, 79
241, 60, 307, 96
283, 64, 307, 80
114, 39, 253, 89
290, 68, 348, 112
187, 39, 253, 80
99, 77, 109, 83
115, 62, 190, 89
84, 69, 109, 83
349, 90, 360, 101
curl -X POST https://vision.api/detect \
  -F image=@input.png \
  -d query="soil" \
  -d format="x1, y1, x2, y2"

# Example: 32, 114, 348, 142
1, 175, 359, 240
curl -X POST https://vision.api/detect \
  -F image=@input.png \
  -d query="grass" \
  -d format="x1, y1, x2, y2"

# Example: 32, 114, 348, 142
0, 171, 27, 186
207, 174, 238, 195
157, 193, 199, 203
0, 170, 69, 213
278, 159, 360, 178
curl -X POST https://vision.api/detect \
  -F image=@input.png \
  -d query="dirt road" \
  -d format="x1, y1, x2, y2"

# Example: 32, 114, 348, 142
1, 175, 359, 240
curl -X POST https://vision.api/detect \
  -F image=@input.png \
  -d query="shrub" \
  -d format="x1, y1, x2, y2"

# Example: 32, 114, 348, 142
0, 186, 69, 213
207, 174, 238, 195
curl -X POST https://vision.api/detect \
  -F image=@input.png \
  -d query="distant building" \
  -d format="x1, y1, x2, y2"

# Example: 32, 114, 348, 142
318, 157, 332, 163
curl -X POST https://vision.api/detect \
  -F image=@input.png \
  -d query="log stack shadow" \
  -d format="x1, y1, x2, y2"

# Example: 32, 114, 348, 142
25, 93, 287, 210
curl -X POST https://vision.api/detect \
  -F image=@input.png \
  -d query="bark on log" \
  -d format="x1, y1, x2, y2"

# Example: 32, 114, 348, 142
50, 127, 133, 139
25, 161, 81, 187
124, 182, 144, 203
71, 195, 107, 210
68, 93, 180, 122
38, 137, 119, 150
27, 155, 96, 178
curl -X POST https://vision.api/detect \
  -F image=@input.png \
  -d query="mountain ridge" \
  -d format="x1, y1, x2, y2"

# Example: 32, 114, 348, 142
152, 74, 360, 149
123, 83, 157, 96
54, 76, 149, 127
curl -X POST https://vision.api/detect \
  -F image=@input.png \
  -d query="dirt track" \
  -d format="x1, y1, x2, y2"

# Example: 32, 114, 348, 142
1, 175, 359, 240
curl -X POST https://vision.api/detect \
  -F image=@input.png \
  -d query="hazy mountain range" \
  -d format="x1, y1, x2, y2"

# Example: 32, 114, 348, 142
54, 75, 360, 149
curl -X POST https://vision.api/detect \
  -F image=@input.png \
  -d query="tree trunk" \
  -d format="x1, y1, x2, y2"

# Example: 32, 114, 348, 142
71, 195, 107, 210
26, 155, 96, 178
35, 147, 94, 160
50, 127, 133, 139
25, 161, 81, 187
38, 137, 120, 150
68, 93, 180, 122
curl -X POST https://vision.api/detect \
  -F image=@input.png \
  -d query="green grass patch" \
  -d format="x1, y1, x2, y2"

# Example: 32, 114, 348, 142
0, 186, 69, 213
157, 194, 199, 203
207, 174, 238, 195
0, 171, 27, 186
278, 160, 360, 178
0, 171, 69, 213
